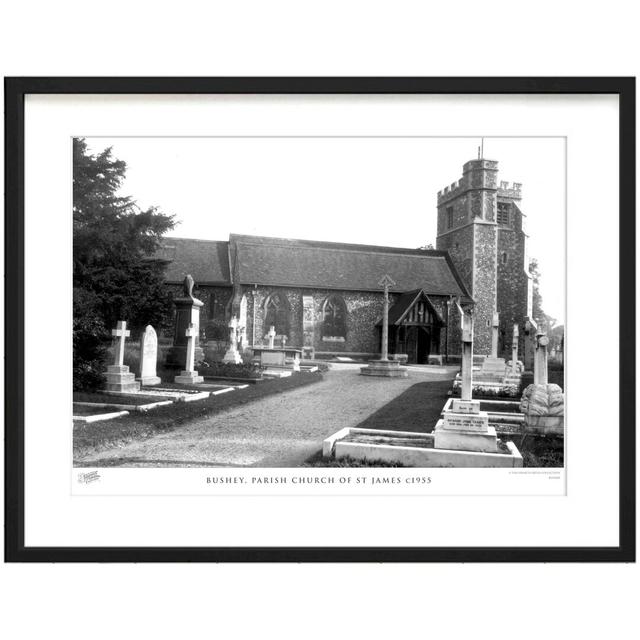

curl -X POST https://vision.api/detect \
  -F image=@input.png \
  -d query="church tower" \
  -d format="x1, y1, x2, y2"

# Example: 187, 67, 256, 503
436, 158, 531, 358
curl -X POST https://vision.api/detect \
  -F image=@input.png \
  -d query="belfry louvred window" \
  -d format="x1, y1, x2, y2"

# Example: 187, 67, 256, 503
497, 202, 510, 225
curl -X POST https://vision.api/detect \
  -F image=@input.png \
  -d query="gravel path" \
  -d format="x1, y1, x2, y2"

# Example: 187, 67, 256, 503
75, 365, 455, 468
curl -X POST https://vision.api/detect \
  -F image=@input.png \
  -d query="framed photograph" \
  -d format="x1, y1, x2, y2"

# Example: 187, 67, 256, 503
4, 77, 635, 562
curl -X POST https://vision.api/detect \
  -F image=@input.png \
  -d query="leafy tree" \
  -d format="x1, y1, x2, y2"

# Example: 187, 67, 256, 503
416, 243, 435, 250
529, 257, 556, 330
73, 138, 176, 388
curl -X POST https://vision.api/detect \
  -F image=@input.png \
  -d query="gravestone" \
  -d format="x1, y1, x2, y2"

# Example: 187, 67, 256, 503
458, 305, 475, 404
302, 295, 316, 358
475, 311, 507, 382
534, 328, 549, 385
175, 323, 204, 384
523, 317, 537, 372
137, 325, 161, 385
104, 320, 140, 393
490, 311, 500, 358
267, 325, 276, 349
434, 302, 497, 452
511, 323, 519, 374
520, 327, 564, 435
222, 316, 243, 364
165, 274, 205, 367
238, 294, 248, 350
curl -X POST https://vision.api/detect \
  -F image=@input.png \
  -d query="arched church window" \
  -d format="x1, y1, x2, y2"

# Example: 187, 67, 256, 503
322, 295, 347, 340
264, 292, 290, 337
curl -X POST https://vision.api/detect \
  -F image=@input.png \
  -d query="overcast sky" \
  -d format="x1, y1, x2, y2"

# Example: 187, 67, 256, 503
85, 136, 565, 323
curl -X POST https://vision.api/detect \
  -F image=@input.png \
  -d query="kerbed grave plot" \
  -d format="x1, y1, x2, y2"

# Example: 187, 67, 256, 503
441, 397, 524, 435
323, 428, 522, 468
72, 383, 246, 423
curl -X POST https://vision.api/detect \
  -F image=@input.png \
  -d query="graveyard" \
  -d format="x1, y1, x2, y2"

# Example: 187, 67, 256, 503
73, 275, 563, 469
322, 299, 564, 467
72, 146, 564, 470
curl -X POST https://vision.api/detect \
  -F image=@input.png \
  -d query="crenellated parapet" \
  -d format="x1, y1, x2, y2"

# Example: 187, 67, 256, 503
437, 178, 466, 204
498, 181, 522, 200
438, 159, 500, 205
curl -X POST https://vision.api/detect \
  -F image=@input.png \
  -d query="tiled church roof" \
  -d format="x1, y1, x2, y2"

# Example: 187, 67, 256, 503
158, 237, 230, 284
157, 234, 471, 300
230, 235, 471, 298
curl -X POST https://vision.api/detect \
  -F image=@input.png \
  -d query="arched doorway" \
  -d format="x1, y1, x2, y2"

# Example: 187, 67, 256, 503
405, 326, 431, 364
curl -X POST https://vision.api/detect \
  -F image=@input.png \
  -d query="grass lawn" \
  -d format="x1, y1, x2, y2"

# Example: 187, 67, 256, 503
303, 451, 405, 467
74, 372, 323, 458
140, 381, 228, 392
74, 392, 153, 406
73, 405, 130, 416
354, 380, 453, 434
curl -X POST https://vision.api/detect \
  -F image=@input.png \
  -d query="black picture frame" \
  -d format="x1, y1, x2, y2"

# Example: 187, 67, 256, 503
4, 77, 635, 563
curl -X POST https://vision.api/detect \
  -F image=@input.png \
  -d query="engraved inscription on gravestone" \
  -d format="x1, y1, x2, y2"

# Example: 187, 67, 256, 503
442, 413, 489, 432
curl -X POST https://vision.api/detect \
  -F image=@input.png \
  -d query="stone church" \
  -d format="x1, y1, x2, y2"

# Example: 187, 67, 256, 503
158, 157, 531, 364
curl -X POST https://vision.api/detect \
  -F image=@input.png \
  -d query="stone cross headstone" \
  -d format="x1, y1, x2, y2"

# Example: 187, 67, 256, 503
458, 302, 474, 402
435, 300, 495, 453
104, 320, 140, 393
534, 329, 549, 385
184, 323, 198, 373
112, 320, 130, 366
511, 323, 519, 374
222, 316, 243, 364
281, 335, 287, 348
174, 322, 204, 384
229, 316, 238, 346
491, 311, 500, 358
267, 325, 276, 349
138, 325, 161, 385
523, 317, 538, 372
238, 294, 248, 348
378, 274, 396, 362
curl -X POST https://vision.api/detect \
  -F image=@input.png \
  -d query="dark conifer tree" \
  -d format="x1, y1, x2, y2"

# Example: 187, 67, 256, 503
73, 138, 175, 388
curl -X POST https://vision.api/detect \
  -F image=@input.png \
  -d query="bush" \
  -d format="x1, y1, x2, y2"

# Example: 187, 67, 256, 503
73, 288, 108, 390
197, 361, 263, 379
517, 435, 564, 467
204, 319, 228, 341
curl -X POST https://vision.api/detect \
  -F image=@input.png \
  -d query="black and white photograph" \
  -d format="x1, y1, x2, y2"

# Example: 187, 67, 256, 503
72, 136, 565, 472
